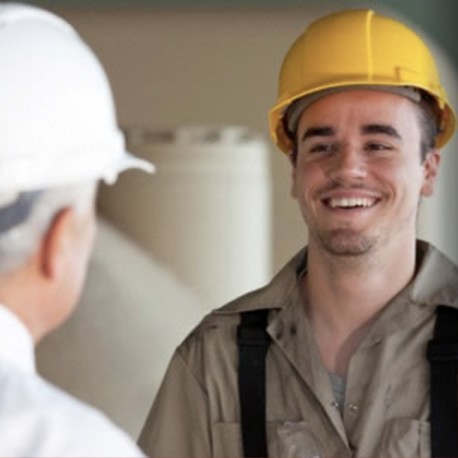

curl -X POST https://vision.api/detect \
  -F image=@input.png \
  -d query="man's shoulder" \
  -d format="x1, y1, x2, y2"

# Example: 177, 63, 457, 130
218, 247, 306, 313
178, 286, 272, 351
178, 248, 306, 348
415, 241, 458, 308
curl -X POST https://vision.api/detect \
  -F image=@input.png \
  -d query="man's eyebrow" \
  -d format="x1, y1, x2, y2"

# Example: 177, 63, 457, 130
301, 126, 335, 142
362, 124, 402, 139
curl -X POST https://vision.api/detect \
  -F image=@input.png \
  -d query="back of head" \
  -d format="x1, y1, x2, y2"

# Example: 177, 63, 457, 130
0, 3, 153, 273
269, 9, 456, 154
0, 2, 152, 193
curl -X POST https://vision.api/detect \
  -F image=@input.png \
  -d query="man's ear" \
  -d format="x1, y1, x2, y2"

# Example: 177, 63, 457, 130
421, 149, 441, 197
290, 167, 298, 199
39, 208, 74, 279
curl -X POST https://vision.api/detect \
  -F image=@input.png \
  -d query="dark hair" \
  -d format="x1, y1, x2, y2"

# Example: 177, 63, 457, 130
287, 90, 441, 166
417, 91, 441, 161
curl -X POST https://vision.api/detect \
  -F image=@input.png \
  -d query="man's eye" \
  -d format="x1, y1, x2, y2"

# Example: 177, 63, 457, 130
366, 142, 393, 152
309, 143, 336, 154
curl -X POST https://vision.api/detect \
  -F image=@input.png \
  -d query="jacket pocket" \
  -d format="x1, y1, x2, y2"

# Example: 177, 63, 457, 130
375, 418, 430, 457
269, 421, 325, 458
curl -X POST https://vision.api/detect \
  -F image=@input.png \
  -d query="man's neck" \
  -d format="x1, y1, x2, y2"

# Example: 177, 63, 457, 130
304, 238, 417, 377
0, 259, 50, 344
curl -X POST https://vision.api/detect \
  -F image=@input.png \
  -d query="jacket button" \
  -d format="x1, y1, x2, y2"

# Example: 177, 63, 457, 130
348, 403, 359, 413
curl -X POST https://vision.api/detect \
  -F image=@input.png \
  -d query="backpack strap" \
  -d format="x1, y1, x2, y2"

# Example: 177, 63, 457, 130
237, 309, 271, 457
427, 305, 458, 457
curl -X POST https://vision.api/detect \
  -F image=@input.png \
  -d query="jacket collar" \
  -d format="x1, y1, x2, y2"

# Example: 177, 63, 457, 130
216, 240, 458, 315
411, 240, 458, 308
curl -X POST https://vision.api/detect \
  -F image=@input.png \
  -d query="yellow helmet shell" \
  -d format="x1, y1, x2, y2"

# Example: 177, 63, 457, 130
269, 9, 456, 154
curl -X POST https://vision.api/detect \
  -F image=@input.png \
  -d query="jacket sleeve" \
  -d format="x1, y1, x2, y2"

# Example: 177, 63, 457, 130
138, 349, 211, 457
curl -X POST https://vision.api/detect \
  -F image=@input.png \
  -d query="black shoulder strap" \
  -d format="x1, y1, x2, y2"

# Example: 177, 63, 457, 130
237, 304, 458, 458
237, 309, 271, 458
427, 305, 458, 457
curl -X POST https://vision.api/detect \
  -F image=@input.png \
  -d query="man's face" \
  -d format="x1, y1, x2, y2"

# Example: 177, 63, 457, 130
291, 89, 440, 257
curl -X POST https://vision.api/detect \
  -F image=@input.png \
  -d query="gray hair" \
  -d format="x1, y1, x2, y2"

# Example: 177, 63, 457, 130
0, 182, 97, 274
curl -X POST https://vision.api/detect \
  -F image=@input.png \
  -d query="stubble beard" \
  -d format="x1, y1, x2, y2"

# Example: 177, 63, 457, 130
315, 228, 376, 257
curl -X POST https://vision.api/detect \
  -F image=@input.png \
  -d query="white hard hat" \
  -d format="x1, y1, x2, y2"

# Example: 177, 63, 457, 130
0, 3, 154, 193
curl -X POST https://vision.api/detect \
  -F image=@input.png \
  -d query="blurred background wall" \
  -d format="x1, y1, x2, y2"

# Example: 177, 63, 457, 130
31, 0, 458, 440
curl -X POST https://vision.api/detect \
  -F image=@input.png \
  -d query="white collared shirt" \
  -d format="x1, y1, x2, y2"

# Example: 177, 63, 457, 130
0, 304, 144, 457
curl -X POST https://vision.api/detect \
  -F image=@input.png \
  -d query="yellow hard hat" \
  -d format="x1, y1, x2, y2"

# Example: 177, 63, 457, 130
269, 9, 456, 154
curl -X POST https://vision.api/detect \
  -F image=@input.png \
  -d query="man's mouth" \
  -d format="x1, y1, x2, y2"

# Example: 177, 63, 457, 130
325, 197, 378, 209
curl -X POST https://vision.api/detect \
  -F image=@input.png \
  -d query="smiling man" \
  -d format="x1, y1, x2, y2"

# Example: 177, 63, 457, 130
139, 9, 458, 458
291, 89, 440, 258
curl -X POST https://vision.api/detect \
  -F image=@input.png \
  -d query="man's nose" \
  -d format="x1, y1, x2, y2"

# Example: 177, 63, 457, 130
327, 145, 367, 182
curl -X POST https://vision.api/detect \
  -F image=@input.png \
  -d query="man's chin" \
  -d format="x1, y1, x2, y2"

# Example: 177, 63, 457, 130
319, 231, 375, 257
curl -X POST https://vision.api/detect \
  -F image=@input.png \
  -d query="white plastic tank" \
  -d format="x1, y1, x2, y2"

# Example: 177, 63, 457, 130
99, 125, 272, 309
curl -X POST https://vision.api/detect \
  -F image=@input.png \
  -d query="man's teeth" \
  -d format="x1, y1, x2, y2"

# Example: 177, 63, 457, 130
328, 197, 375, 208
